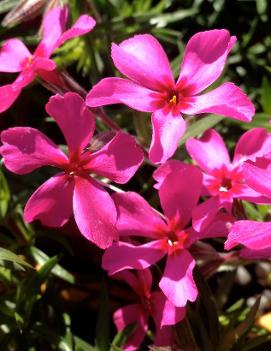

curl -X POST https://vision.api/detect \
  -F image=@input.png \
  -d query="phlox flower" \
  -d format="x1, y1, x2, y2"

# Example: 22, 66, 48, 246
224, 155, 271, 259
86, 30, 254, 164
112, 269, 185, 351
0, 92, 144, 248
185, 128, 271, 231
0, 6, 96, 113
225, 220, 271, 259
103, 164, 229, 307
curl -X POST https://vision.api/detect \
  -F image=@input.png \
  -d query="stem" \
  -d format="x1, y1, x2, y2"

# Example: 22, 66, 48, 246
92, 107, 121, 131
175, 314, 200, 351
87, 0, 102, 23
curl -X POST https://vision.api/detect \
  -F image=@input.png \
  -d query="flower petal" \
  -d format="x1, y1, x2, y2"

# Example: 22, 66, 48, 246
0, 39, 31, 72
73, 176, 118, 249
153, 160, 187, 189
151, 291, 186, 328
0, 84, 22, 113
113, 270, 143, 294
113, 269, 153, 297
55, 15, 96, 48
0, 127, 68, 174
86, 77, 158, 112
225, 220, 271, 250
86, 132, 143, 184
238, 184, 271, 204
188, 213, 233, 246
114, 304, 148, 351
186, 129, 230, 173
240, 247, 271, 259
192, 196, 221, 232
112, 191, 166, 238
33, 57, 56, 71
178, 29, 236, 94
46, 93, 95, 159
149, 109, 186, 164
159, 250, 197, 307
159, 164, 202, 228
154, 326, 174, 347
13, 67, 36, 89
35, 6, 68, 57
233, 128, 271, 164
24, 173, 74, 227
182, 83, 255, 122
242, 161, 271, 198
111, 34, 174, 91
102, 240, 165, 275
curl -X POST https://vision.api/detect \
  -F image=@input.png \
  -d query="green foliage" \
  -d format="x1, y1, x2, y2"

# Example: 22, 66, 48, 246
0, 169, 10, 221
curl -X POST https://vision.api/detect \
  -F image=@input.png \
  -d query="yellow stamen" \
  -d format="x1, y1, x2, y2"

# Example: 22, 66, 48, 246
169, 95, 177, 105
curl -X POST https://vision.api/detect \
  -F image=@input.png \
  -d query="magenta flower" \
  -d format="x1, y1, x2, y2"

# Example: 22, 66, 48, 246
225, 220, 271, 259
112, 269, 185, 351
103, 165, 229, 307
86, 30, 254, 164
0, 6, 96, 113
185, 128, 271, 231
224, 156, 271, 259
0, 92, 143, 248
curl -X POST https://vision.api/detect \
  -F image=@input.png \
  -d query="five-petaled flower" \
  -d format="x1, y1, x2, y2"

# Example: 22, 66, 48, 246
0, 6, 96, 113
112, 269, 185, 351
224, 154, 271, 259
86, 30, 255, 164
0, 92, 144, 248
103, 164, 229, 307
185, 128, 271, 231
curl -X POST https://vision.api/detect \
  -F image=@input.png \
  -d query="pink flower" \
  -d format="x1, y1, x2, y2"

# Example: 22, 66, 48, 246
86, 30, 255, 164
0, 6, 96, 113
224, 156, 271, 259
225, 220, 271, 259
103, 165, 229, 307
185, 128, 271, 231
0, 92, 144, 248
112, 269, 185, 351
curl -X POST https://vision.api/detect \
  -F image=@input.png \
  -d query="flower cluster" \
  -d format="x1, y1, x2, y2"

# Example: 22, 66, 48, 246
1, 5, 271, 350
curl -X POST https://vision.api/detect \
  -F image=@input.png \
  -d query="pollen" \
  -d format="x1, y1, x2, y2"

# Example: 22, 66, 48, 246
169, 94, 177, 105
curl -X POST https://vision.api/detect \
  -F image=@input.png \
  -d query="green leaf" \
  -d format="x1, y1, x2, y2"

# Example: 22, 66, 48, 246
59, 314, 74, 351
74, 336, 97, 351
242, 202, 264, 221
0, 247, 32, 270
175, 316, 200, 351
220, 297, 261, 351
260, 77, 271, 113
15, 256, 58, 328
193, 267, 220, 351
236, 113, 271, 131
30, 246, 75, 284
0, 0, 19, 14
179, 115, 224, 146
95, 279, 110, 351
149, 8, 198, 27
0, 169, 10, 220
110, 323, 136, 350
256, 0, 268, 21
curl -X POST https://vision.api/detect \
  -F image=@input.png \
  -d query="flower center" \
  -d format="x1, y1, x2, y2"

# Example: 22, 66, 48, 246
166, 230, 188, 252
169, 94, 178, 105
167, 231, 179, 246
65, 161, 87, 178
206, 166, 245, 198
219, 177, 232, 192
